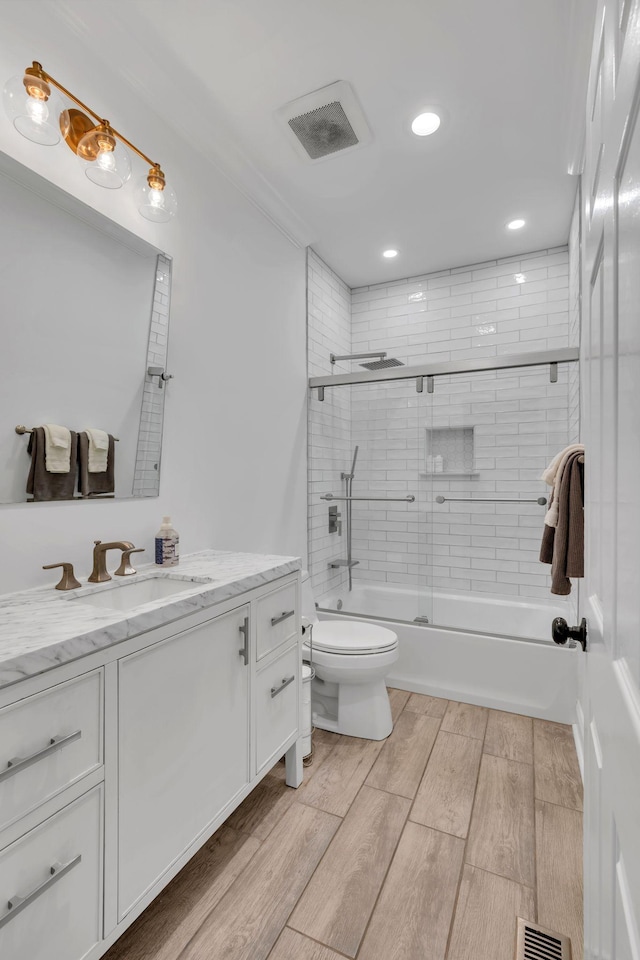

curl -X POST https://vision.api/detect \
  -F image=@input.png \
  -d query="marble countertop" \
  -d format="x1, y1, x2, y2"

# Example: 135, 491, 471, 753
0, 550, 300, 690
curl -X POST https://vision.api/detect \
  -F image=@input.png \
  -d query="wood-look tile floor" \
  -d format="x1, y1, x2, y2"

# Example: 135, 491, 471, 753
104, 690, 583, 960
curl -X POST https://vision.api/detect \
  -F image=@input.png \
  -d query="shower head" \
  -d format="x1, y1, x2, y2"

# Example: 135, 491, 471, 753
359, 358, 405, 370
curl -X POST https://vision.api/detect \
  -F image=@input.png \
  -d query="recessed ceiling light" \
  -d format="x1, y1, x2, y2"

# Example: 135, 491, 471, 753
411, 112, 441, 136
507, 218, 526, 230
383, 249, 398, 258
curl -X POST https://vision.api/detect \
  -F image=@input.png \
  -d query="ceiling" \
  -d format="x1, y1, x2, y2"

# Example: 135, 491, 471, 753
52, 1, 592, 286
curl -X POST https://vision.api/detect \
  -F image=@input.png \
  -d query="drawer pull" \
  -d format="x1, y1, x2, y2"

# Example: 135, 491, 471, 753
271, 610, 295, 627
238, 616, 249, 666
0, 855, 82, 930
0, 730, 82, 784
271, 675, 295, 698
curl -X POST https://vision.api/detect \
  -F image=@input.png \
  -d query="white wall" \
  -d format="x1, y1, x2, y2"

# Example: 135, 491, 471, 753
0, 5, 307, 593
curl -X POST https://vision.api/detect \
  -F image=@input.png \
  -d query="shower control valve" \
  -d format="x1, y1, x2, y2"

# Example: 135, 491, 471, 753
328, 504, 342, 535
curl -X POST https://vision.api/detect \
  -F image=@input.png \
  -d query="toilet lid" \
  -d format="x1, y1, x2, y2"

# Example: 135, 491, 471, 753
309, 621, 398, 655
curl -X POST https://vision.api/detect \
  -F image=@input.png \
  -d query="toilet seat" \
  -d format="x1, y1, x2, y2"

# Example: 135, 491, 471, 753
310, 620, 398, 656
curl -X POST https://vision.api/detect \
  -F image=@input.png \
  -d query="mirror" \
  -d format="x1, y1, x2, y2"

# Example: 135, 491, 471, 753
0, 150, 171, 503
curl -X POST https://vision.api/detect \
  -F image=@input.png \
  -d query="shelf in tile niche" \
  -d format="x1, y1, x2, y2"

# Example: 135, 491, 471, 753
420, 472, 480, 478
425, 425, 475, 475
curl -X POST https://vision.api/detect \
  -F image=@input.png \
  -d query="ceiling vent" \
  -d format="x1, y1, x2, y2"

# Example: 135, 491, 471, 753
277, 80, 372, 162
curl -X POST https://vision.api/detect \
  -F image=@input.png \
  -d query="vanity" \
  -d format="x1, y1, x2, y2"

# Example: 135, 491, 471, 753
0, 550, 303, 960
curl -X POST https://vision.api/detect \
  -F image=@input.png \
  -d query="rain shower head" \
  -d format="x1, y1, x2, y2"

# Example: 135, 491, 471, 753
330, 351, 405, 370
359, 357, 405, 370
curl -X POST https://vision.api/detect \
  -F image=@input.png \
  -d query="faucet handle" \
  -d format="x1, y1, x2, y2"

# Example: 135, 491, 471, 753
114, 548, 145, 578
43, 562, 82, 591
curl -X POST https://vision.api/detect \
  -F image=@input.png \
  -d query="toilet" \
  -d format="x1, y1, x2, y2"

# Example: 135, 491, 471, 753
301, 571, 399, 740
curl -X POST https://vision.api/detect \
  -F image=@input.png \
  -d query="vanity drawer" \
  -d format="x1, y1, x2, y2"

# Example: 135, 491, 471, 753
0, 785, 102, 960
0, 670, 102, 832
255, 580, 298, 660
255, 644, 299, 772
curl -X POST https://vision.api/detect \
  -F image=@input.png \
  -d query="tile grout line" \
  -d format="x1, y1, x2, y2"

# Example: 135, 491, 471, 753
280, 738, 387, 955
443, 707, 491, 960
532, 720, 540, 923
351, 697, 440, 959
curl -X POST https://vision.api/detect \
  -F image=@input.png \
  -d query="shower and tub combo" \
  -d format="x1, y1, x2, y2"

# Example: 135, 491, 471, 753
307, 347, 581, 727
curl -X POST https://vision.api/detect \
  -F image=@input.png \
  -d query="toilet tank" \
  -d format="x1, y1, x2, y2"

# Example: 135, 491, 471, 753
301, 571, 320, 625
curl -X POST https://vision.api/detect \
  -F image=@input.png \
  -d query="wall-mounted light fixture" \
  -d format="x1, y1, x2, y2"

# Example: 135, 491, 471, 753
3, 61, 177, 222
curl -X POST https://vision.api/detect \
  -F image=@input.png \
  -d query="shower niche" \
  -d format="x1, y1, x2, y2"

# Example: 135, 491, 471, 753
424, 426, 478, 476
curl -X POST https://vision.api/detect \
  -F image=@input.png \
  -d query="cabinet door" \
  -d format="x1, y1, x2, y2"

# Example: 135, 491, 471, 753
117, 605, 250, 920
255, 644, 299, 774
0, 786, 102, 960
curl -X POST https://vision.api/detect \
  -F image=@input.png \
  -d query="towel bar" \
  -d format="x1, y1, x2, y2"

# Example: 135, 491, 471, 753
435, 495, 547, 505
320, 494, 415, 503
15, 425, 119, 441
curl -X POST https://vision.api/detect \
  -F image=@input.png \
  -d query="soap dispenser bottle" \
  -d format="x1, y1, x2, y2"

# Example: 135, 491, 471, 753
155, 516, 179, 566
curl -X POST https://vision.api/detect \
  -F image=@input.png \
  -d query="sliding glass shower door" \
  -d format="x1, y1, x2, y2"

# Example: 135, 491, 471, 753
421, 361, 577, 637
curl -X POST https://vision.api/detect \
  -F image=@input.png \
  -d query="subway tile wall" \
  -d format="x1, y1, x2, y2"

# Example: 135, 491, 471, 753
308, 242, 580, 606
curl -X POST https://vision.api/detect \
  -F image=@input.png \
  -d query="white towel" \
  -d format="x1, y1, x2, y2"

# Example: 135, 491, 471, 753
85, 428, 109, 473
42, 423, 72, 473
541, 443, 584, 527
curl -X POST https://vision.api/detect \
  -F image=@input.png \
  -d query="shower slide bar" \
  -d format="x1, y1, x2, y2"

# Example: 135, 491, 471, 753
310, 346, 579, 399
436, 495, 547, 505
320, 494, 415, 503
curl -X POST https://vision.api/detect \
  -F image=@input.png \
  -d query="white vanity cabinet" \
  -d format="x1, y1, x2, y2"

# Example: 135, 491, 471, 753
0, 565, 302, 960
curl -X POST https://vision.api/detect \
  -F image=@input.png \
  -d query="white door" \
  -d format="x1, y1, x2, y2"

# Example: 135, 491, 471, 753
582, 1, 640, 955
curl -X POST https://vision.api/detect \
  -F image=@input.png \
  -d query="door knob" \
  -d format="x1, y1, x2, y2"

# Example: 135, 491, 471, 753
552, 617, 587, 652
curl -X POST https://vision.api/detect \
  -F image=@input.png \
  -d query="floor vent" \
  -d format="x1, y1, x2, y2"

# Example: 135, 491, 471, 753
516, 919, 572, 960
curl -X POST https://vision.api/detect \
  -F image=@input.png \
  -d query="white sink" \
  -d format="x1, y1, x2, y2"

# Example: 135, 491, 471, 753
70, 575, 213, 612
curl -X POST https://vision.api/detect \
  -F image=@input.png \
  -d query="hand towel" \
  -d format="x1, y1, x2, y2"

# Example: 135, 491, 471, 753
27, 427, 78, 501
42, 423, 72, 473
85, 428, 110, 473
78, 432, 115, 496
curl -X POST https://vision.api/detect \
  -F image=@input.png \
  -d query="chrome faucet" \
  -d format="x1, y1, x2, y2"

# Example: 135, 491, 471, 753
88, 540, 136, 583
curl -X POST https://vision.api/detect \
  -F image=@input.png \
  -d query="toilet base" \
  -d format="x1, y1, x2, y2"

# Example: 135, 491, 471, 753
312, 676, 393, 740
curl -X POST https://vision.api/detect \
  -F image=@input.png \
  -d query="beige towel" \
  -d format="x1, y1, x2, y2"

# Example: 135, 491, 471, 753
540, 451, 584, 595
541, 443, 584, 527
85, 428, 109, 473
43, 422, 72, 473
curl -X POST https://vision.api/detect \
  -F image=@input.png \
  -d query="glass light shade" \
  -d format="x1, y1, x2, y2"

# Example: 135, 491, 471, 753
135, 176, 178, 222
77, 126, 131, 189
3, 72, 65, 145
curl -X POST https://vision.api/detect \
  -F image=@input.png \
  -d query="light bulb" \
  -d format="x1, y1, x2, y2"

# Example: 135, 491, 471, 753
3, 70, 63, 145
25, 96, 49, 125
135, 171, 178, 222
96, 150, 116, 173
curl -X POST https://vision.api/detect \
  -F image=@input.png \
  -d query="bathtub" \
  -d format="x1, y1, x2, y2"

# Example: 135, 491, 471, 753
317, 580, 579, 723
